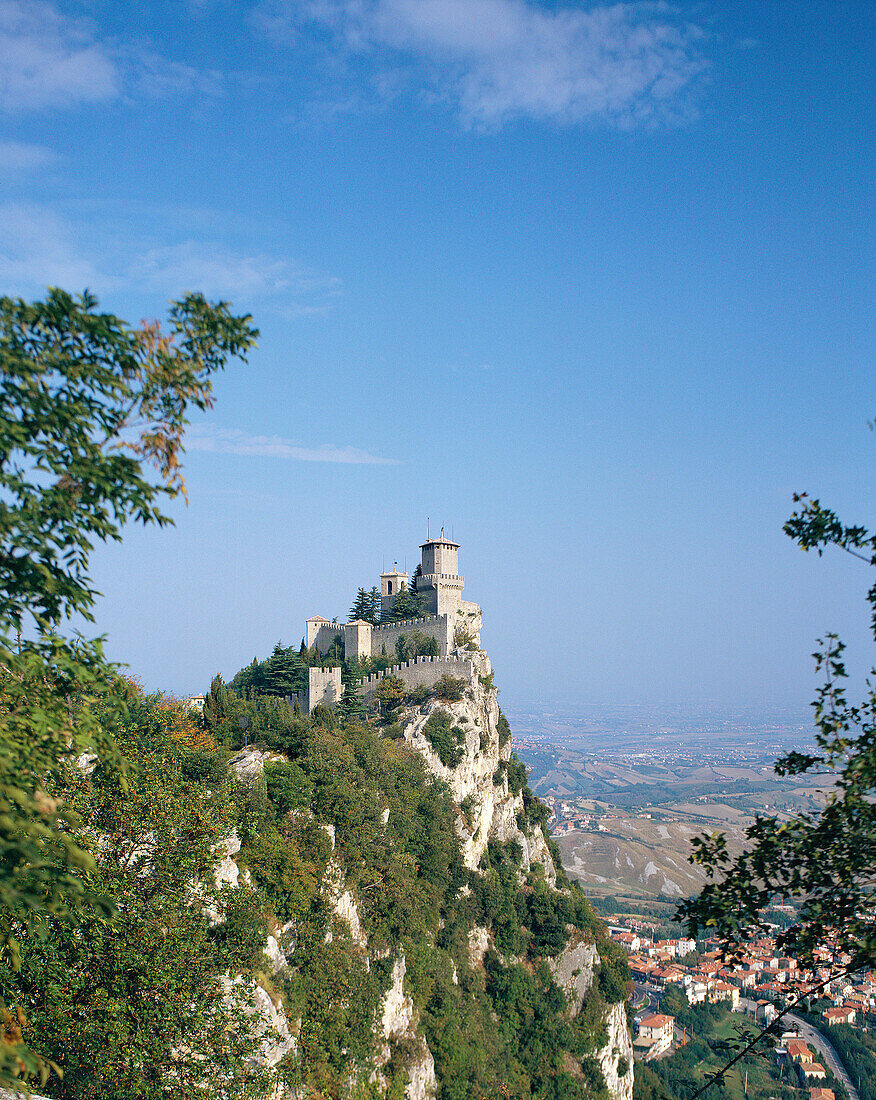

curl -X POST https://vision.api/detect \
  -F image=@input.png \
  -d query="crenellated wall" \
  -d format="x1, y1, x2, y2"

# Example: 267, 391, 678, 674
307, 620, 344, 653
359, 655, 474, 698
307, 666, 342, 710
368, 614, 453, 657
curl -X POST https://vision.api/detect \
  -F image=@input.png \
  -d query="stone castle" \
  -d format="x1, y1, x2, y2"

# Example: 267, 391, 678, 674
299, 535, 484, 712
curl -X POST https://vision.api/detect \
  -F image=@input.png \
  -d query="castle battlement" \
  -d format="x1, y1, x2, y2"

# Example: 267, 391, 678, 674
371, 614, 444, 632
300, 536, 480, 712
359, 656, 474, 697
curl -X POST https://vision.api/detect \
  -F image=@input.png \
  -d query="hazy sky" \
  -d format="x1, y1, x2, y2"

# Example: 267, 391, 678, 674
2, 0, 873, 715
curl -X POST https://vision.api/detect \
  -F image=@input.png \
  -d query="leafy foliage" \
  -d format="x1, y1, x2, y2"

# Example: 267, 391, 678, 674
1, 688, 270, 1099
421, 709, 466, 768
393, 630, 440, 662
432, 674, 466, 702
382, 582, 427, 623
679, 495, 876, 970
0, 288, 256, 1089
349, 586, 381, 624
498, 708, 512, 749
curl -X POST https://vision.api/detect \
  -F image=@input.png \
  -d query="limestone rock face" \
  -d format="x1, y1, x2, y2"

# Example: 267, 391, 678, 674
228, 747, 287, 781
547, 936, 598, 1012
214, 828, 243, 890
394, 652, 633, 1099
400, 662, 557, 887
595, 1001, 634, 1100
265, 922, 296, 976
322, 856, 367, 948
456, 600, 483, 648
467, 925, 491, 969
378, 957, 437, 1100
221, 975, 297, 1088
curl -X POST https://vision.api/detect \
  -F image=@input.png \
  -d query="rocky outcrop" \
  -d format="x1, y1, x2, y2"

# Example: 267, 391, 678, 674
390, 651, 635, 1097
377, 957, 437, 1100
549, 942, 633, 1100
595, 1001, 634, 1100
214, 827, 244, 890
222, 975, 297, 1077
228, 747, 287, 781
400, 654, 556, 887
467, 925, 492, 968
205, 634, 630, 1100
322, 856, 367, 948
265, 922, 296, 976
548, 936, 598, 1011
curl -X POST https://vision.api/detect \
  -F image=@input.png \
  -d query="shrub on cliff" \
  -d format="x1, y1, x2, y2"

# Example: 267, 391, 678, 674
422, 709, 466, 767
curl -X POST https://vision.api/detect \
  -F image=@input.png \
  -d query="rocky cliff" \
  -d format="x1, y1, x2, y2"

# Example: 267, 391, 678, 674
400, 647, 556, 885
218, 636, 633, 1100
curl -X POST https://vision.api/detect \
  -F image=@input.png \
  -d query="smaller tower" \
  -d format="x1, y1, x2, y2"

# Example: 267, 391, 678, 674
380, 564, 409, 619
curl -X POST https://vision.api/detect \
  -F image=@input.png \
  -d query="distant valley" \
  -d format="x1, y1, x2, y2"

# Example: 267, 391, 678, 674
509, 705, 830, 906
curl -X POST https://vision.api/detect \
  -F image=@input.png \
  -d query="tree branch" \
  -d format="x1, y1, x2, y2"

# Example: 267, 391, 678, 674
688, 963, 856, 1098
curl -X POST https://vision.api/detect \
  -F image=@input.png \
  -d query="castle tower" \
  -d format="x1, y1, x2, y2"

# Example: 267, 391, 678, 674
380, 564, 409, 619
418, 535, 464, 617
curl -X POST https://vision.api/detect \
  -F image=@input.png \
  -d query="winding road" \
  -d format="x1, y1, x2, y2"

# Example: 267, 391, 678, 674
737, 998, 860, 1100
785, 1012, 860, 1100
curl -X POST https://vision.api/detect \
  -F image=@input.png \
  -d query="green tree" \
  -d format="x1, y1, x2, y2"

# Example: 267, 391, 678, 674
262, 642, 306, 698
349, 587, 370, 622
375, 675, 406, 714
383, 582, 424, 623
230, 656, 268, 696
0, 287, 257, 1088
336, 678, 365, 723
2, 689, 270, 1099
677, 492, 876, 1093
203, 673, 232, 729
349, 587, 381, 624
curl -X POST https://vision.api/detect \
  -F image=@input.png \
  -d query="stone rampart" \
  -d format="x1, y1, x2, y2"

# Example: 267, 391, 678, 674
369, 614, 452, 657
308, 666, 342, 711
311, 623, 344, 653
360, 655, 474, 698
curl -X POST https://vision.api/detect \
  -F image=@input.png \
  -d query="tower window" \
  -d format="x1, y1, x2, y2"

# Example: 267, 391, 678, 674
388, 581, 393, 594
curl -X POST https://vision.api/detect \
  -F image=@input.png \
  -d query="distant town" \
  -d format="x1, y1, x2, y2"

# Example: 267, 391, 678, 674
610, 917, 870, 1098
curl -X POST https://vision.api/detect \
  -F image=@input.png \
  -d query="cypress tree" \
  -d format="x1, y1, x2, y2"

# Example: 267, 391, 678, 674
385, 582, 422, 623
349, 587, 371, 622
202, 674, 230, 730
337, 678, 365, 723
263, 642, 306, 697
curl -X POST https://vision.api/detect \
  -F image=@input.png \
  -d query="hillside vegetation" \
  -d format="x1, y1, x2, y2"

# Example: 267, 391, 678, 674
2, 657, 633, 1100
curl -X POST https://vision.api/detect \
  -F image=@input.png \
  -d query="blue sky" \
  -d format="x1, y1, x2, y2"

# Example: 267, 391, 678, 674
1, 0, 873, 716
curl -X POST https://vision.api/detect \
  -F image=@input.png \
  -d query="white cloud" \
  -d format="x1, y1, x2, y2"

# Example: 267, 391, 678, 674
0, 0, 221, 113
130, 241, 341, 312
0, 204, 340, 314
0, 203, 103, 291
262, 0, 707, 127
0, 0, 119, 111
186, 426, 399, 464
0, 139, 57, 171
